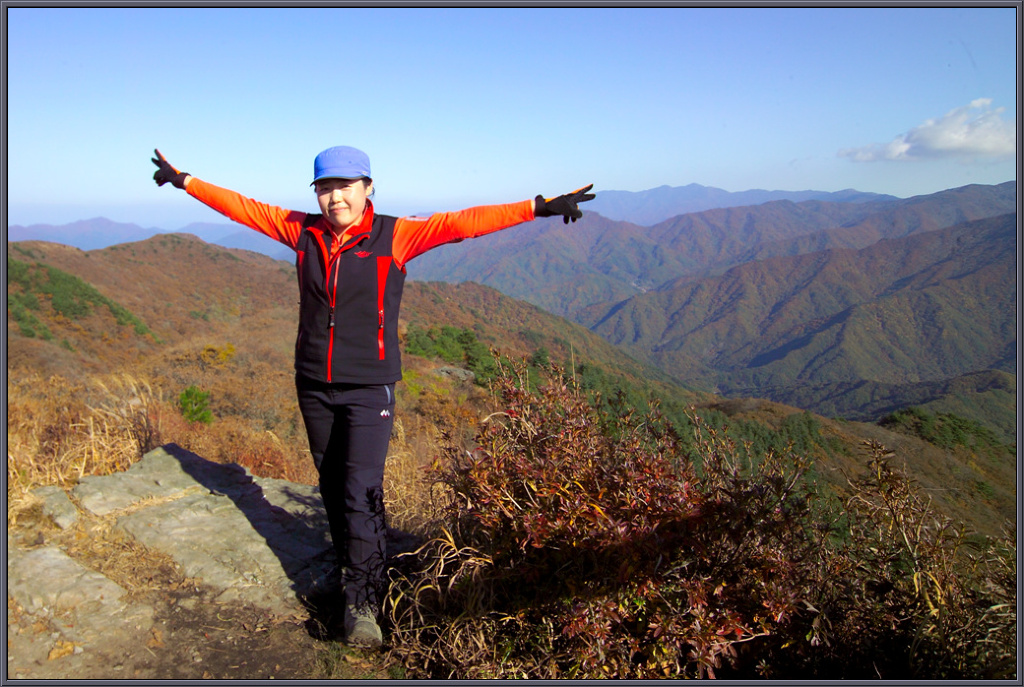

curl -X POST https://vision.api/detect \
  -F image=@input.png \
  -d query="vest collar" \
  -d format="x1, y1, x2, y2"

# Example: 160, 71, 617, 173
310, 200, 377, 254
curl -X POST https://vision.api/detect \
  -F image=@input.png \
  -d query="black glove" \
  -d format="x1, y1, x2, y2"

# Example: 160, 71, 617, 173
535, 184, 595, 224
151, 149, 190, 189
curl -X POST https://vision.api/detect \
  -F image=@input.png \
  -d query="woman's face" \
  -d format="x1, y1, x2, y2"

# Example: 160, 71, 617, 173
315, 177, 373, 233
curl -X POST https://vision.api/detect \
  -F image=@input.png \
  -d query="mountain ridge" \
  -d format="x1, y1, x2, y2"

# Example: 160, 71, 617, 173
5, 234, 688, 402
584, 182, 900, 225
8, 181, 1016, 440
7, 234, 1015, 532
407, 181, 1016, 318
580, 212, 1016, 423
7, 181, 908, 255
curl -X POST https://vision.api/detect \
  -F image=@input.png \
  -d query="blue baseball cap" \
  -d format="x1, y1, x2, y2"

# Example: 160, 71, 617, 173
311, 146, 371, 185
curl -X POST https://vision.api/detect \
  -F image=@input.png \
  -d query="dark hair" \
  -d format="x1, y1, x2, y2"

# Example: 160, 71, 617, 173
313, 177, 374, 195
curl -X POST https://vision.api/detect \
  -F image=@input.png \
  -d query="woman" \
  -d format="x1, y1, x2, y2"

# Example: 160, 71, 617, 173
152, 146, 593, 647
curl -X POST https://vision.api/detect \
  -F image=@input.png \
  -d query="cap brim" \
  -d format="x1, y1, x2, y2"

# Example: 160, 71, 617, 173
311, 175, 368, 186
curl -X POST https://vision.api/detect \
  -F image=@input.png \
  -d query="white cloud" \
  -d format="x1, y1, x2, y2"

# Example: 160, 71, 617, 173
839, 99, 1016, 162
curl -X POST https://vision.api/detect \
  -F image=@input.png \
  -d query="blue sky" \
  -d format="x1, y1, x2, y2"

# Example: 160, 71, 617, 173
5, 5, 1018, 229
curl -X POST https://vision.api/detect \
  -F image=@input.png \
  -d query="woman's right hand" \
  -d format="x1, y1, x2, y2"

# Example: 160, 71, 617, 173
151, 149, 191, 189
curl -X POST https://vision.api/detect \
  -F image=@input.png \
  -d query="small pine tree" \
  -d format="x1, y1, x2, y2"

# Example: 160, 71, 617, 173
177, 385, 213, 425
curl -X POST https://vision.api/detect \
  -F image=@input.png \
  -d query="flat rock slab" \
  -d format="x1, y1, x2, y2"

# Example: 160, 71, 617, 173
7, 540, 156, 676
9, 445, 337, 629
7, 443, 422, 679
8, 545, 130, 614
74, 444, 334, 614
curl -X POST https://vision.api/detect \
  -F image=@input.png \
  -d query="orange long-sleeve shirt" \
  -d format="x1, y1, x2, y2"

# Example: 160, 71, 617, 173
185, 178, 535, 268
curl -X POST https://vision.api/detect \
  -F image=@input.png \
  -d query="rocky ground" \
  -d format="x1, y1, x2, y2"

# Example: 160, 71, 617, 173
5, 444, 417, 681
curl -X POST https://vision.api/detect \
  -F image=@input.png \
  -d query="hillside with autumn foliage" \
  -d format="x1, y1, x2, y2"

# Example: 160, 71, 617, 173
8, 232, 1016, 536
7, 230, 1017, 679
407, 183, 1016, 439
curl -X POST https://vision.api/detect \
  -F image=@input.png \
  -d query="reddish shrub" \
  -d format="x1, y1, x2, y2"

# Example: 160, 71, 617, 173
385, 359, 1015, 680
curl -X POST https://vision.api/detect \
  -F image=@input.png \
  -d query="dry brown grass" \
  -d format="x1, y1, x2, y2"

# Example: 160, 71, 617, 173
6, 368, 323, 526
166, 415, 318, 486
7, 372, 164, 524
54, 509, 189, 597
6, 356, 460, 534
383, 416, 445, 538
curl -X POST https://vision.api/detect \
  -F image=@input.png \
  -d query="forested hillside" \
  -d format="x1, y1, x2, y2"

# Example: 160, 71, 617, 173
407, 181, 1015, 317
581, 213, 1016, 427
7, 234, 1015, 536
404, 183, 1016, 436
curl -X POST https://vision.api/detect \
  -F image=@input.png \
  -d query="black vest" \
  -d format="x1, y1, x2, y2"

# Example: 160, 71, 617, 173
294, 213, 405, 385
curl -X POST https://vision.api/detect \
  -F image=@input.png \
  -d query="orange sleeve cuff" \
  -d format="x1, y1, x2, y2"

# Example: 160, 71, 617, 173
393, 199, 536, 266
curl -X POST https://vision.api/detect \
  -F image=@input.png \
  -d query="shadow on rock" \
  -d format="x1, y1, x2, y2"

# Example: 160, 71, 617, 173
159, 443, 423, 641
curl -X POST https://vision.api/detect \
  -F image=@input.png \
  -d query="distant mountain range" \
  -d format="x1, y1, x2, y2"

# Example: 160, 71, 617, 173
8, 181, 1017, 435
6, 182, 902, 256
407, 182, 1016, 317
585, 183, 899, 225
581, 212, 1017, 424
7, 218, 294, 261
406, 181, 1017, 430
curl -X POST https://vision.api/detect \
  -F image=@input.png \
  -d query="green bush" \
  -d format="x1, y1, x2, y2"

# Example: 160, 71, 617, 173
404, 325, 501, 384
570, 363, 846, 466
177, 385, 214, 425
7, 291, 50, 339
405, 324, 464, 364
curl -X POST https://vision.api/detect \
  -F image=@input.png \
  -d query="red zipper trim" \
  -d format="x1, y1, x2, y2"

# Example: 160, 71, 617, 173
325, 254, 342, 381
376, 257, 391, 360
311, 228, 343, 383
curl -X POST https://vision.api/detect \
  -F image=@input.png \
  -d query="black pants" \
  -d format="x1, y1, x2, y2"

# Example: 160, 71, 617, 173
296, 375, 396, 611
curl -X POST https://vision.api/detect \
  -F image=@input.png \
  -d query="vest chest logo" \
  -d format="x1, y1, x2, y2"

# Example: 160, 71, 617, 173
355, 250, 373, 258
